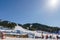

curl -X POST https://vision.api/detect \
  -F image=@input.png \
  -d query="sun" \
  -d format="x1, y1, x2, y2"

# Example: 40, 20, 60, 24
43, 0, 59, 15
49, 0, 58, 7
47, 0, 58, 9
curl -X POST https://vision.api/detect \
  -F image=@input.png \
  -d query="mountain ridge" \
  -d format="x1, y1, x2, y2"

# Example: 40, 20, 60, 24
0, 19, 60, 33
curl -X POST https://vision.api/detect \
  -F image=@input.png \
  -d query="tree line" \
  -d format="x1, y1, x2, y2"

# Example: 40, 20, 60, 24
0, 20, 60, 33
22, 23, 60, 33
0, 20, 16, 29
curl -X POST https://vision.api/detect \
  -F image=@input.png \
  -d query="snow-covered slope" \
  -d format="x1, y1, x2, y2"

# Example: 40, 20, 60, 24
14, 25, 60, 37
0, 25, 58, 38
14, 25, 47, 37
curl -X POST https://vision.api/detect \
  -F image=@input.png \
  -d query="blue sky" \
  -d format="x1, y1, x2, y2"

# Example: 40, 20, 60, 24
0, 0, 60, 27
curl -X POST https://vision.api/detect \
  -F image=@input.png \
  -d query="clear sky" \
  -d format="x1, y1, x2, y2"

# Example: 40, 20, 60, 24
0, 0, 60, 27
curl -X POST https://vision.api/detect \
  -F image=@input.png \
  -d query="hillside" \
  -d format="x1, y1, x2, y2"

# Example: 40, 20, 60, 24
0, 20, 17, 29
22, 23, 60, 33
0, 19, 60, 33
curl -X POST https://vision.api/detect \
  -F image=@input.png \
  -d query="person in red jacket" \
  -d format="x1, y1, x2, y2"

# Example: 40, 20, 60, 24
46, 34, 48, 39
1, 32, 6, 39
